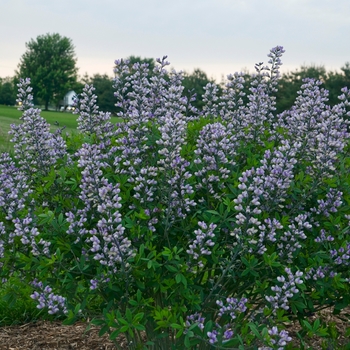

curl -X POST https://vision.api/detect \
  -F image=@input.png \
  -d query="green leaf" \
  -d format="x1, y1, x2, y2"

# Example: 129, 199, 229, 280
180, 274, 187, 287
205, 210, 220, 215
139, 244, 145, 257
165, 265, 178, 273
292, 301, 307, 311
184, 335, 191, 348
175, 328, 184, 338
134, 312, 144, 322
99, 325, 110, 337
135, 324, 146, 331
241, 268, 250, 276
118, 317, 129, 326
91, 319, 105, 326
171, 323, 182, 330
74, 303, 81, 314
241, 256, 249, 266
120, 325, 129, 332
126, 308, 132, 322
110, 329, 121, 340
136, 289, 142, 302
62, 316, 76, 325
248, 323, 261, 339
302, 320, 313, 331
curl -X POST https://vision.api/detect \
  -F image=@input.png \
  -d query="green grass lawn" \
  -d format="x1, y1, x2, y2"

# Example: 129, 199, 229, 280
0, 105, 78, 151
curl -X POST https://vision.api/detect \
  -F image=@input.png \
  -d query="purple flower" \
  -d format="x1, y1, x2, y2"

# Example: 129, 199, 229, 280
275, 78, 349, 179
16, 78, 34, 110
9, 82, 68, 179
207, 330, 218, 344
67, 143, 134, 271
194, 122, 237, 199
74, 84, 114, 141
185, 312, 205, 330
223, 329, 234, 340
0, 153, 31, 220
216, 297, 248, 319
265, 268, 303, 313
187, 221, 217, 268
31, 280, 67, 315
231, 140, 299, 255
267, 326, 292, 349
203, 46, 285, 145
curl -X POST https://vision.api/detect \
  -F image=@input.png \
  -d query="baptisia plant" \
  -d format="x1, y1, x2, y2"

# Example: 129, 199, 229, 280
1, 47, 350, 349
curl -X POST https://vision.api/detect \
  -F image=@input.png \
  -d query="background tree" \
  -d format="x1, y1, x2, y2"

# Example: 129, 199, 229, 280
114, 57, 213, 110
275, 65, 327, 113
182, 68, 214, 110
17, 33, 78, 110
0, 77, 16, 106
275, 64, 350, 113
84, 74, 116, 114
126, 55, 156, 72
325, 63, 350, 106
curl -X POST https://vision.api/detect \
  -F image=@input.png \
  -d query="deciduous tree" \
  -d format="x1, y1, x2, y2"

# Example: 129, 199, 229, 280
0, 77, 16, 105
85, 74, 116, 114
17, 33, 78, 110
182, 68, 214, 110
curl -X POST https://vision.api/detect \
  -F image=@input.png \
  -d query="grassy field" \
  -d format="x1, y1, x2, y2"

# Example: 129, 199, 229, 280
0, 105, 78, 151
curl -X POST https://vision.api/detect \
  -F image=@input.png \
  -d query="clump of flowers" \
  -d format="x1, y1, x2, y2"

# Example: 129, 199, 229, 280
31, 279, 68, 315
9, 79, 67, 180
1, 47, 350, 350
74, 84, 114, 141
266, 326, 292, 350
193, 122, 237, 200
265, 268, 303, 314
187, 221, 216, 268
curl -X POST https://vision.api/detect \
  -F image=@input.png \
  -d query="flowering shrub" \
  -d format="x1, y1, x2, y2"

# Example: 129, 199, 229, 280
1, 47, 350, 349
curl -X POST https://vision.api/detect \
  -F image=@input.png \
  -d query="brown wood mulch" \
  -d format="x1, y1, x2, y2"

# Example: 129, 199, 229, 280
0, 307, 349, 350
0, 321, 128, 350
287, 306, 350, 349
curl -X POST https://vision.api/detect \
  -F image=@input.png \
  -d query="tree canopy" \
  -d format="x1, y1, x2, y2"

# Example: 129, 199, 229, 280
275, 64, 350, 113
126, 55, 156, 71
183, 68, 214, 110
17, 33, 78, 110
84, 74, 116, 114
0, 77, 16, 106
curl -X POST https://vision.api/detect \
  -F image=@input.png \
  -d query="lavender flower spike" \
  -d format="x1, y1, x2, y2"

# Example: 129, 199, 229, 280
16, 78, 34, 111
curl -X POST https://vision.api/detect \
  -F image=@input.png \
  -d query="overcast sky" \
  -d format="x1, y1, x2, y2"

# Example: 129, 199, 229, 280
1, 0, 349, 82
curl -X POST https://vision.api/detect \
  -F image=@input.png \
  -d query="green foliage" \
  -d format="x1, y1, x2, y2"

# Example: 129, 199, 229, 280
17, 33, 78, 110
0, 275, 50, 326
3, 121, 350, 348
125, 56, 156, 71
182, 69, 214, 110
2, 51, 350, 349
0, 77, 16, 106
275, 64, 350, 113
84, 74, 117, 114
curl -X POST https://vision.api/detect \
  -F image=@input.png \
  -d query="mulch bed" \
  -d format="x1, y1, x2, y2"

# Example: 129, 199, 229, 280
0, 307, 349, 350
0, 321, 127, 350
